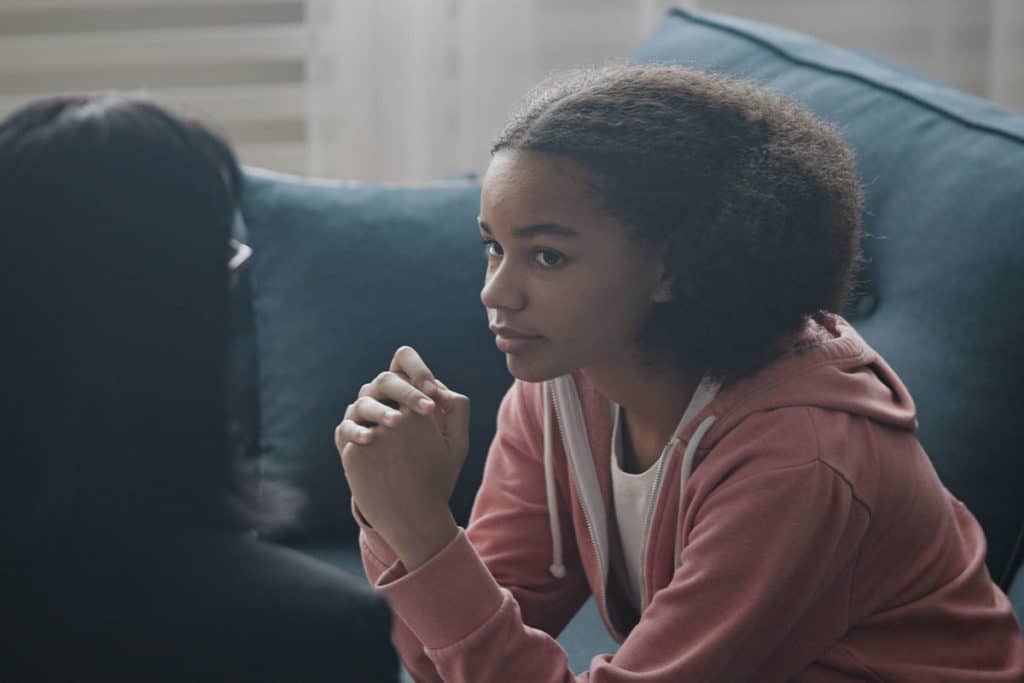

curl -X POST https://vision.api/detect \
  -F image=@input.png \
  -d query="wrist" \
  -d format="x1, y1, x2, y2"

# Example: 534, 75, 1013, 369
389, 509, 458, 572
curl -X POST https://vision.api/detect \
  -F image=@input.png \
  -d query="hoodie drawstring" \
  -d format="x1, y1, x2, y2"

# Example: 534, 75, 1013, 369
542, 379, 718, 580
673, 415, 717, 571
543, 383, 567, 579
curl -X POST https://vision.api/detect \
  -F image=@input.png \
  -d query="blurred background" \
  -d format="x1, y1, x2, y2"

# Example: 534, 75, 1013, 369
1, 0, 1022, 181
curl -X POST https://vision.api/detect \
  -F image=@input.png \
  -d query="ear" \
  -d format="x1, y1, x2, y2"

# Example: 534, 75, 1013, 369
651, 252, 674, 304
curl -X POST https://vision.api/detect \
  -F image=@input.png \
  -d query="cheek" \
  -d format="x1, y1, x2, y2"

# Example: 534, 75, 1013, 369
594, 284, 654, 341
548, 275, 651, 344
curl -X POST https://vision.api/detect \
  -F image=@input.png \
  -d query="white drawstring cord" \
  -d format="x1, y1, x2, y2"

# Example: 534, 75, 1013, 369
543, 376, 717, 579
543, 382, 567, 579
674, 415, 717, 571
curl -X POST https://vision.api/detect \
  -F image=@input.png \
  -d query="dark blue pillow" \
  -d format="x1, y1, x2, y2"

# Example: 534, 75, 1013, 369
632, 8, 1024, 586
241, 170, 510, 541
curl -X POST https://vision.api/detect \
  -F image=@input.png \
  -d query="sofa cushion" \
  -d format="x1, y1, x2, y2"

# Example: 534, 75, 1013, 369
241, 171, 509, 541
631, 8, 1024, 587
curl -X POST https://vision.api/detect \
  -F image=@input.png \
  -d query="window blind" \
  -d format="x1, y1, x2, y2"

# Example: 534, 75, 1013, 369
0, 0, 311, 174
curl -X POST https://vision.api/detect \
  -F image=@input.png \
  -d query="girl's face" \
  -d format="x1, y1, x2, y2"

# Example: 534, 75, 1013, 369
479, 150, 671, 383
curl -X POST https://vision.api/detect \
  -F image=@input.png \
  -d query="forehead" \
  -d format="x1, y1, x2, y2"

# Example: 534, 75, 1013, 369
480, 150, 607, 227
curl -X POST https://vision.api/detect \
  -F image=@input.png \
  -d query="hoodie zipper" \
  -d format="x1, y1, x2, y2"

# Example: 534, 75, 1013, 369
623, 373, 719, 613
549, 378, 624, 643
637, 441, 676, 613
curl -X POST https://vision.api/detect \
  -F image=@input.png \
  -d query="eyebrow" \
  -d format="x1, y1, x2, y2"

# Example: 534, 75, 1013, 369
478, 218, 579, 239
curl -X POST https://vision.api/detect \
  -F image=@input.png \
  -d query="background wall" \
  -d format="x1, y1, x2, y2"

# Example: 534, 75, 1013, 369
1, 0, 1022, 180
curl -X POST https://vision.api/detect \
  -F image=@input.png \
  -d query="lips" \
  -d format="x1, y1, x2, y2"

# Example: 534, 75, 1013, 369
490, 325, 543, 354
490, 325, 539, 339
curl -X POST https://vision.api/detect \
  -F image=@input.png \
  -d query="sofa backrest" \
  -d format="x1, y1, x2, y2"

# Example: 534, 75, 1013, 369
630, 8, 1024, 587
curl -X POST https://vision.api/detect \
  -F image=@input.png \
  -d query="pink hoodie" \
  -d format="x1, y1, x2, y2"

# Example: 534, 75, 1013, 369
357, 318, 1024, 682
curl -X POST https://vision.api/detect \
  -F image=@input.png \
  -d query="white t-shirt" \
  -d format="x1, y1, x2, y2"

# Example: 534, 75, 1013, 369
609, 403, 662, 611
609, 374, 719, 612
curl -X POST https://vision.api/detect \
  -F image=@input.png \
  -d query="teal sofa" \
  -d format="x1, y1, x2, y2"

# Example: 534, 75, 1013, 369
235, 7, 1024, 670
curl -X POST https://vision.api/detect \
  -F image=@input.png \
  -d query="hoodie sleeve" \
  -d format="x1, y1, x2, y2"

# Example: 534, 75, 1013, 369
358, 507, 444, 683
357, 379, 590, 682
367, 405, 871, 682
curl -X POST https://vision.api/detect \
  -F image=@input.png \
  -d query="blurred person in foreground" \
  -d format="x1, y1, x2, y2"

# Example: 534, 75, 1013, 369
0, 93, 400, 683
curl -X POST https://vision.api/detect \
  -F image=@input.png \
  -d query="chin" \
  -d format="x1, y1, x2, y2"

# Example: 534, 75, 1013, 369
505, 354, 571, 384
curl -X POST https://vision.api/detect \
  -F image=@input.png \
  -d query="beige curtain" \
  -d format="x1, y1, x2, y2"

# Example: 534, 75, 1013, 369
990, 0, 1024, 113
305, 0, 675, 181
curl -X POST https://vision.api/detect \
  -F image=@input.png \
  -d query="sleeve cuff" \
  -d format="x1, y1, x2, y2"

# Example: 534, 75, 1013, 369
375, 528, 505, 650
351, 497, 399, 570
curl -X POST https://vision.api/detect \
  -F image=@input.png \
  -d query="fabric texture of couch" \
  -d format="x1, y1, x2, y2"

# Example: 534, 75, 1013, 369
235, 6, 1024, 669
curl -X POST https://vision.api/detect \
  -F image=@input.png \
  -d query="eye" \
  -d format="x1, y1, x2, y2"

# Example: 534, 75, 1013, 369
481, 239, 503, 259
534, 250, 564, 268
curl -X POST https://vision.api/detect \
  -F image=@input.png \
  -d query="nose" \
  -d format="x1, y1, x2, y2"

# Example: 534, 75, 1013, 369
480, 259, 525, 313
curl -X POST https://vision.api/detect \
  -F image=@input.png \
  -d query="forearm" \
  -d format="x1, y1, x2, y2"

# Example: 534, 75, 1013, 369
377, 530, 579, 683
386, 508, 458, 572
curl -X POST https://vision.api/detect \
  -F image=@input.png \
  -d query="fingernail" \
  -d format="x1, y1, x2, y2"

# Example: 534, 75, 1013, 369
358, 428, 372, 443
422, 379, 437, 396
417, 397, 434, 414
385, 410, 401, 426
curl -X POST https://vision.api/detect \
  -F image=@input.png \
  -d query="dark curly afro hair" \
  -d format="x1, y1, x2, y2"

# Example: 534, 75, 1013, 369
492, 64, 864, 382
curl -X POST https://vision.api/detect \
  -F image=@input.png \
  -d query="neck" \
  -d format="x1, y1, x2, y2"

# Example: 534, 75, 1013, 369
582, 348, 703, 472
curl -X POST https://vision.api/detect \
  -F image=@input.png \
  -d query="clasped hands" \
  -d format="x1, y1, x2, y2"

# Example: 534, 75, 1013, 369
334, 346, 470, 571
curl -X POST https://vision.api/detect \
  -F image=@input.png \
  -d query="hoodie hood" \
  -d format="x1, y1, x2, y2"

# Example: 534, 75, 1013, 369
685, 316, 918, 458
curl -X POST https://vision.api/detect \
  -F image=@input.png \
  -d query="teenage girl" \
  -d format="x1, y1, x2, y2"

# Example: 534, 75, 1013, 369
334, 65, 1024, 682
